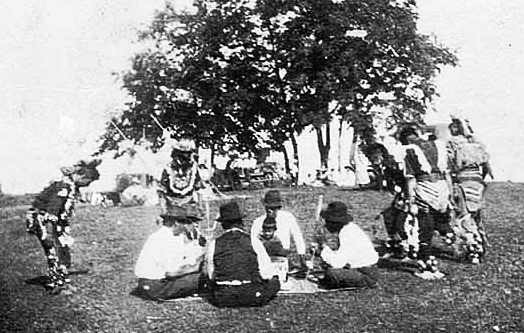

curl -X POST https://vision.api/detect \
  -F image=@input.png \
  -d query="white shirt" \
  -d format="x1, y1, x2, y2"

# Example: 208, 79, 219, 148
205, 228, 276, 280
251, 210, 306, 255
320, 223, 379, 269
135, 226, 204, 280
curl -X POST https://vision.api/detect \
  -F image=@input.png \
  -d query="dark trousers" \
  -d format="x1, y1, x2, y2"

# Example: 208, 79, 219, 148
321, 266, 378, 289
138, 272, 203, 300
417, 208, 452, 260
210, 277, 280, 308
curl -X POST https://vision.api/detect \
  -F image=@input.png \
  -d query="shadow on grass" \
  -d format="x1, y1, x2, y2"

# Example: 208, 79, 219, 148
377, 258, 417, 274
129, 285, 214, 305
24, 275, 49, 287
24, 269, 90, 288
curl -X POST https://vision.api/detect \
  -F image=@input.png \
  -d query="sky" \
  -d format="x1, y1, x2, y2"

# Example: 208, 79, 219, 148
0, 0, 523, 194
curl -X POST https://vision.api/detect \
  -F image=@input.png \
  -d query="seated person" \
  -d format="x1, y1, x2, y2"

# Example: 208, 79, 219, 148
134, 205, 206, 301
251, 190, 307, 259
312, 201, 379, 289
259, 216, 288, 258
205, 201, 280, 307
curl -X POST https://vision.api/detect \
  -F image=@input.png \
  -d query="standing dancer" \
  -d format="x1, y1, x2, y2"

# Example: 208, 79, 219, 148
446, 117, 491, 263
157, 134, 201, 211
397, 124, 453, 279
26, 160, 100, 292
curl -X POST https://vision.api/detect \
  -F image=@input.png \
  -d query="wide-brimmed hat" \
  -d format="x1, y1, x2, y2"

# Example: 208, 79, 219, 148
262, 190, 283, 208
320, 201, 353, 224
217, 201, 246, 222
160, 205, 202, 224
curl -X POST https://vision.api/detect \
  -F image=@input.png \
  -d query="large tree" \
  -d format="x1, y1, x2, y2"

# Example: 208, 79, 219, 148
99, 0, 457, 171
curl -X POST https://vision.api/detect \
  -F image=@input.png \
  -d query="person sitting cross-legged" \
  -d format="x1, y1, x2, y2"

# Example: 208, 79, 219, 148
251, 190, 307, 272
312, 201, 379, 289
134, 205, 206, 301
205, 201, 280, 307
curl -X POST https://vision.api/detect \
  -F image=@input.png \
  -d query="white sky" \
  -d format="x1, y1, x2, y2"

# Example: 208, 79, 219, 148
0, 0, 523, 193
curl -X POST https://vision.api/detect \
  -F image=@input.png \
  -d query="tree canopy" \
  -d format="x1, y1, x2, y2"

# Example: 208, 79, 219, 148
99, 0, 457, 170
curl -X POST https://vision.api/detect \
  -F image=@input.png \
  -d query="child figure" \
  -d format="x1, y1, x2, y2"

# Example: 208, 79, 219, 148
259, 216, 288, 258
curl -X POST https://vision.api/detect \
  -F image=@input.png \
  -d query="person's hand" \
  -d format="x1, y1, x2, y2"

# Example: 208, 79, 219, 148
184, 226, 199, 241
409, 203, 418, 216
162, 128, 172, 140
309, 242, 321, 257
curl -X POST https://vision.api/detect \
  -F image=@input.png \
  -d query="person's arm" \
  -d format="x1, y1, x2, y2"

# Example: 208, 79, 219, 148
251, 236, 277, 279
405, 176, 418, 216
165, 241, 205, 278
165, 261, 201, 278
403, 148, 419, 216
250, 216, 264, 245
319, 227, 353, 269
158, 169, 169, 193
134, 236, 164, 279
288, 214, 306, 255
204, 240, 216, 280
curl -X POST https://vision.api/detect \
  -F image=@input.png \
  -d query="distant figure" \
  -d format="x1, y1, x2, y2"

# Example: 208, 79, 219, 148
351, 140, 371, 188
26, 159, 101, 293
157, 137, 201, 210
134, 205, 206, 301
311, 201, 379, 289
205, 201, 280, 307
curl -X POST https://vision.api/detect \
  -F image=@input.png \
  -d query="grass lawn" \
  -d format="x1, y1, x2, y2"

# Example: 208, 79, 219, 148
1, 183, 523, 333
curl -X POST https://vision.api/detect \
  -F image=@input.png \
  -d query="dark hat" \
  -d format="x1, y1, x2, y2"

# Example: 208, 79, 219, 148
396, 123, 421, 145
262, 190, 283, 208
217, 201, 246, 222
262, 216, 277, 230
160, 205, 202, 224
320, 201, 353, 225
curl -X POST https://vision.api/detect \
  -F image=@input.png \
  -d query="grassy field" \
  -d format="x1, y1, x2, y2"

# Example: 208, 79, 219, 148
0, 183, 523, 333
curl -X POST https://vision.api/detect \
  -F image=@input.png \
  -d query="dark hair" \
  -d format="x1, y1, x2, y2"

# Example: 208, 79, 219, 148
161, 217, 177, 227
398, 126, 418, 145
325, 220, 344, 233
449, 118, 465, 136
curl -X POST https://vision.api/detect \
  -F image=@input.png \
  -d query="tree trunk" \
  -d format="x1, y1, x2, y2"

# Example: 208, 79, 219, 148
338, 118, 344, 173
349, 129, 359, 168
290, 134, 299, 184
315, 124, 330, 169
210, 144, 216, 169
281, 146, 291, 175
